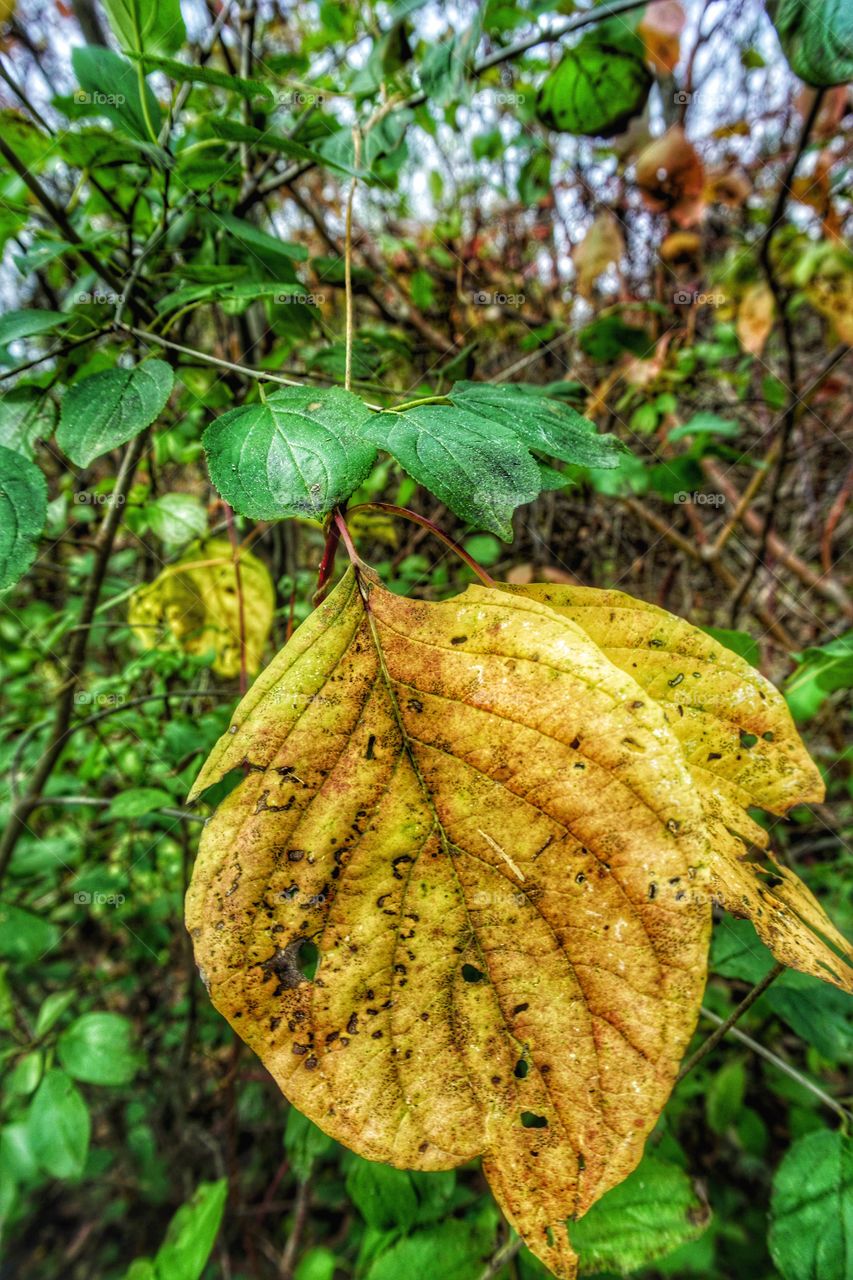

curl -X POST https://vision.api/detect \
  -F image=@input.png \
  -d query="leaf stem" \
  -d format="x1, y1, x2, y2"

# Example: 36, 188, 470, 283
347, 502, 497, 587
390, 394, 452, 413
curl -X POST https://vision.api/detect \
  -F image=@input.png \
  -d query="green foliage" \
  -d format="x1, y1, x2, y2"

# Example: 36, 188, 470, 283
203, 386, 377, 520
0, 447, 47, 590
124, 1179, 227, 1280
536, 23, 652, 138
768, 1130, 853, 1280
1, 1, 851, 1277
769, 0, 853, 86
572, 1155, 709, 1274
57, 361, 175, 467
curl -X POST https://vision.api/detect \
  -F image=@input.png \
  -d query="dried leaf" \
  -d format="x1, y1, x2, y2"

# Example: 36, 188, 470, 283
704, 167, 751, 208
187, 569, 711, 1278
129, 537, 274, 678
502, 584, 852, 993
659, 231, 701, 263
572, 214, 625, 299
638, 0, 686, 74
635, 126, 705, 228
736, 283, 775, 356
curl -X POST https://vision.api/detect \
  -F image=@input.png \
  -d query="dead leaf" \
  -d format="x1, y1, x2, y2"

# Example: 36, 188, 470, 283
736, 283, 775, 356
638, 0, 686, 73
791, 152, 843, 240
659, 231, 702, 263
129, 537, 274, 678
187, 569, 711, 1278
573, 213, 625, 299
635, 126, 705, 228
501, 584, 853, 993
704, 167, 751, 208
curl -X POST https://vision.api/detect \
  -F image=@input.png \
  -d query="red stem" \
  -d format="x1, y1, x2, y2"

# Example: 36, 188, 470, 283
346, 502, 497, 587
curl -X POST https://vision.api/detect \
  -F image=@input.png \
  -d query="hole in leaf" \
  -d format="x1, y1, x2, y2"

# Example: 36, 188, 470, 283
514, 1058, 529, 1079
762, 731, 775, 742
740, 731, 758, 749
297, 939, 319, 979
462, 963, 485, 983
521, 1111, 548, 1129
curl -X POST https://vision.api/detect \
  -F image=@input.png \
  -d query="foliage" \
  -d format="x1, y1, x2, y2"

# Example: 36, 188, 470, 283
0, 0, 851, 1278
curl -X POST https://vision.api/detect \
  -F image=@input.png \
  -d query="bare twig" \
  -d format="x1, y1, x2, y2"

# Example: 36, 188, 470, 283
676, 964, 785, 1082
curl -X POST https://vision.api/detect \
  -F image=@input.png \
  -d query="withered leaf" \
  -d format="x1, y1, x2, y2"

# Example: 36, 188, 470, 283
504, 584, 853, 994
187, 569, 711, 1278
635, 126, 705, 228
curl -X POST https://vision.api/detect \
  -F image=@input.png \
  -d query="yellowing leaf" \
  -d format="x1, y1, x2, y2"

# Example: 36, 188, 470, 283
502, 584, 853, 994
638, 0, 686, 74
187, 569, 712, 1279
736, 283, 775, 356
635, 127, 705, 228
572, 213, 625, 299
129, 537, 274, 678
805, 256, 853, 344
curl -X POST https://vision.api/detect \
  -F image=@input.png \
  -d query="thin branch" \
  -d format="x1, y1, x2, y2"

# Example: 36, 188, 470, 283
26, 795, 205, 824
0, 429, 150, 888
676, 964, 784, 1082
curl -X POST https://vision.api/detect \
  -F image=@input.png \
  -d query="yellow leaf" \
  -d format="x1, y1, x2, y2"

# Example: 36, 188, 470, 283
572, 213, 625, 299
736, 283, 775, 356
638, 0, 686, 74
187, 569, 711, 1278
129, 537, 274, 678
502, 584, 853, 994
806, 260, 853, 344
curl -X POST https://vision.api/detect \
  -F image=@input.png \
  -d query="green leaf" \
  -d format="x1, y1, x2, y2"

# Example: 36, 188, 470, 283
364, 1211, 496, 1280
72, 46, 163, 144
0, 903, 59, 963
785, 631, 853, 722
284, 1107, 334, 1182
345, 1157, 455, 1230
668, 413, 740, 441
366, 403, 542, 539
701, 626, 760, 668
57, 360, 174, 467
147, 494, 208, 547
213, 212, 309, 265
137, 1180, 228, 1280
448, 381, 626, 470
27, 1069, 91, 1180
705, 1058, 746, 1134
536, 23, 653, 138
571, 1155, 710, 1275
0, 446, 47, 590
769, 0, 853, 86
102, 0, 186, 56
579, 314, 651, 361
35, 991, 77, 1037
769, 1130, 853, 1280
58, 1012, 140, 1086
135, 52, 273, 98
0, 386, 56, 457
419, 16, 482, 107
208, 117, 356, 176
0, 309, 68, 349
203, 386, 377, 520
107, 787, 173, 819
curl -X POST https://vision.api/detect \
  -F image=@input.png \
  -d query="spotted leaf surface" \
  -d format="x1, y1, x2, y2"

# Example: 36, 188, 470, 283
187, 569, 711, 1278
503, 584, 852, 993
